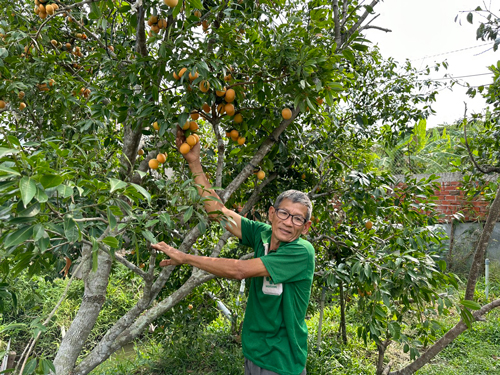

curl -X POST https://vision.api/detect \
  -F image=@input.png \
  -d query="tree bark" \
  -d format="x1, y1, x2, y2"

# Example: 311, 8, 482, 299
464, 184, 500, 300
53, 247, 113, 375
339, 282, 347, 345
390, 298, 500, 375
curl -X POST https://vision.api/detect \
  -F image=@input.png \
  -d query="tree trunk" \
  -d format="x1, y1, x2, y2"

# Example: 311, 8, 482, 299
447, 219, 456, 267
464, 184, 500, 300
316, 287, 326, 350
53, 247, 113, 375
376, 340, 390, 375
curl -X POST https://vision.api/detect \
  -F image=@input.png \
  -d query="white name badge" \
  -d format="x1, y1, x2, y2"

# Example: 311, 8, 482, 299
262, 243, 283, 296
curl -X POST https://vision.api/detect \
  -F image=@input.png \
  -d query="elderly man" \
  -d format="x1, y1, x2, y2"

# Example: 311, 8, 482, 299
152, 130, 315, 375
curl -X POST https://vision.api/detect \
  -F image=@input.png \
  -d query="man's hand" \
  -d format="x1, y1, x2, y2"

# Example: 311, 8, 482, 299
176, 126, 201, 165
151, 242, 186, 267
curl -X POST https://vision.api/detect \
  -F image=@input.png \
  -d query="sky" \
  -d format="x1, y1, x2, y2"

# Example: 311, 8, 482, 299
365, 0, 500, 128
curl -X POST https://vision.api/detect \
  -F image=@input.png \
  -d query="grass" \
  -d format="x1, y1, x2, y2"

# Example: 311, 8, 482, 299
92, 278, 500, 375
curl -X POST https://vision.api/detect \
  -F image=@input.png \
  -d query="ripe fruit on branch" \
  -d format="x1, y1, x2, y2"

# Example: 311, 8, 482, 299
157, 153, 166, 164
19, 102, 26, 111
157, 19, 167, 29
224, 103, 235, 116
225, 88, 235, 103
190, 111, 199, 120
194, 10, 201, 17
224, 74, 232, 82
316, 97, 324, 105
164, 0, 178, 7
51, 39, 58, 47
202, 103, 210, 113
153, 121, 159, 131
182, 121, 190, 130
257, 170, 265, 180
137, 149, 144, 156
0, 100, 6, 109
365, 221, 373, 230
178, 67, 187, 78
189, 121, 199, 131
237, 137, 245, 145
188, 71, 199, 81
149, 159, 159, 169
282, 108, 292, 120
216, 87, 226, 97
18, 91, 25, 100
45, 4, 54, 14
199, 80, 210, 92
186, 135, 197, 147
147, 15, 158, 26
234, 113, 243, 123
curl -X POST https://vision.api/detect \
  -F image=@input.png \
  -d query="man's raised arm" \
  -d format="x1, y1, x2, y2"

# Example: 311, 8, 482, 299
177, 128, 243, 239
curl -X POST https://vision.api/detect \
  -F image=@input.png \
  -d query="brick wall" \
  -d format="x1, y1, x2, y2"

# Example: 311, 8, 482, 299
397, 172, 497, 223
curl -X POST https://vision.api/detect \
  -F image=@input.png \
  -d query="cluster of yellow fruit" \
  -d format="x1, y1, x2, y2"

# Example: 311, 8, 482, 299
78, 87, 91, 98
33, 0, 59, 19
179, 113, 201, 154
148, 152, 167, 169
225, 129, 245, 145
147, 15, 168, 34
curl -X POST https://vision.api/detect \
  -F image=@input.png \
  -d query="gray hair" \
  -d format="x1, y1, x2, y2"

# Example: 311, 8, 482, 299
274, 190, 313, 221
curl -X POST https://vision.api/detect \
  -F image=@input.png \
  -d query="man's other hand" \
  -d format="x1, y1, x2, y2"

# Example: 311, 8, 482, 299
151, 242, 186, 267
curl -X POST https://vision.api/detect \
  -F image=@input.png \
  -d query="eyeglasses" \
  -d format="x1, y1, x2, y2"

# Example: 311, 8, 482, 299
274, 208, 307, 226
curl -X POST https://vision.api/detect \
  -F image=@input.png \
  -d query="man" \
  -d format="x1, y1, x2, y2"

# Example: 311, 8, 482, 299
152, 129, 315, 375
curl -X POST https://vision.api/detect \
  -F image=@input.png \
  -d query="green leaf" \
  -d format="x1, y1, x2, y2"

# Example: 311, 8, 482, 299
188, 0, 203, 9
183, 206, 193, 222
23, 358, 37, 374
5, 226, 34, 248
466, 12, 473, 24
19, 176, 37, 207
130, 183, 151, 204
0, 147, 19, 158
64, 215, 79, 243
57, 185, 74, 198
142, 230, 156, 244
0, 322, 27, 334
102, 236, 119, 248
40, 174, 64, 188
107, 207, 117, 230
108, 178, 127, 193
0, 165, 20, 176
461, 299, 481, 310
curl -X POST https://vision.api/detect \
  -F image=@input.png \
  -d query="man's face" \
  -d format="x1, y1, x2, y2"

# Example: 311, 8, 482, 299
269, 198, 312, 244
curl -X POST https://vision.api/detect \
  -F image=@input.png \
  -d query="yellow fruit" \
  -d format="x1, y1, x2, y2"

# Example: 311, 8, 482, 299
202, 103, 211, 113
316, 97, 324, 105
148, 15, 158, 25
178, 67, 187, 78
138, 149, 144, 156
157, 153, 166, 163
188, 71, 199, 81
234, 113, 243, 123
151, 25, 160, 34
191, 111, 199, 120
173, 72, 179, 80
225, 88, 235, 103
365, 221, 373, 230
149, 159, 159, 169
49, 79, 55, 86
34, 5, 40, 14
45, 4, 54, 14
192, 134, 200, 144
186, 135, 197, 147
189, 121, 199, 131
230, 129, 239, 139
188, 304, 193, 310
194, 10, 201, 17
164, 0, 178, 7
182, 121, 190, 130
282, 108, 292, 120
179, 143, 191, 154
153, 121, 159, 131
216, 87, 226, 97
157, 18, 167, 29
225, 131, 231, 138
19, 102, 26, 111
225, 103, 235, 116
224, 74, 232, 81
202, 20, 209, 29
237, 137, 245, 145
38, 4, 45, 12
0, 100, 6, 109
217, 103, 225, 115
257, 170, 265, 180
199, 80, 210, 92
301, 173, 306, 179
18, 91, 25, 100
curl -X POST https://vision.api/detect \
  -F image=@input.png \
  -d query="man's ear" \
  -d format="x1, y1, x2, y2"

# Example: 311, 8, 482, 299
301, 220, 312, 235
268, 206, 275, 222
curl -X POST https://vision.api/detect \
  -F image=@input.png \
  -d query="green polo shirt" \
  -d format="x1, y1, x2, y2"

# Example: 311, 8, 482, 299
240, 216, 315, 375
